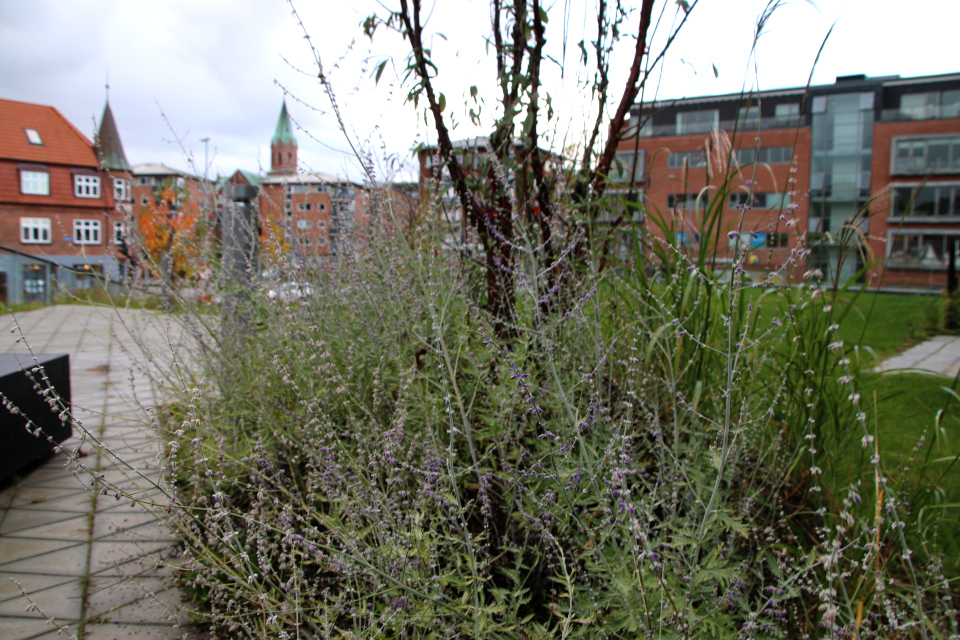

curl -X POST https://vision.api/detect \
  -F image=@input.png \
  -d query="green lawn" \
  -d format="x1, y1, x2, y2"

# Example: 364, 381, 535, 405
833, 291, 942, 358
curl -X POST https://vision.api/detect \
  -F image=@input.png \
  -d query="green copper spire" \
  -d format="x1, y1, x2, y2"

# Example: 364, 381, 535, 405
271, 100, 297, 146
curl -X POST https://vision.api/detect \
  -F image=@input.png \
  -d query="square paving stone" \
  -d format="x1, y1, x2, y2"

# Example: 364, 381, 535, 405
0, 539, 88, 576
88, 542, 174, 577
9, 488, 93, 512
86, 577, 188, 625
93, 512, 170, 543
0, 616, 78, 640
0, 511, 89, 540
0, 573, 74, 603
82, 622, 183, 639
0, 574, 83, 620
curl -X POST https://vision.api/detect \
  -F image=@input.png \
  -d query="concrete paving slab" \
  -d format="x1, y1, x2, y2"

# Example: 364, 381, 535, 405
0, 616, 78, 640
82, 622, 183, 639
0, 573, 75, 604
0, 541, 88, 576
1, 306, 195, 638
86, 578, 187, 625
0, 576, 83, 620
0, 513, 90, 540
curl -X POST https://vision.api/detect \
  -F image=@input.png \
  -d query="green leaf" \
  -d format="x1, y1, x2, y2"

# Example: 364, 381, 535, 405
470, 85, 478, 99
676, 0, 691, 13
712, 63, 719, 78
577, 40, 588, 65
438, 92, 446, 113
374, 60, 388, 85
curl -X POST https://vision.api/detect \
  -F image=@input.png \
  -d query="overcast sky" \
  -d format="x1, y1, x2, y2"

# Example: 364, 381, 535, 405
1, 0, 957, 183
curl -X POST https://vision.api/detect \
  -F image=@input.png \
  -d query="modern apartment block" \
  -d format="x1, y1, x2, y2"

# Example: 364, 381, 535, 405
618, 72, 960, 289
0, 97, 125, 303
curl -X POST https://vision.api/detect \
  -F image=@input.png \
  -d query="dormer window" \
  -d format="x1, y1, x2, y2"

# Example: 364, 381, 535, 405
24, 129, 43, 145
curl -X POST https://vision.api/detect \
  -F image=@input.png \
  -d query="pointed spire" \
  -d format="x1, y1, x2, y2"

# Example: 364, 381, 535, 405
271, 99, 297, 147
97, 99, 131, 172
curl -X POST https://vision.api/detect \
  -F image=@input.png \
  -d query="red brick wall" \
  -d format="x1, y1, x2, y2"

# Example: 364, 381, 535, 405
0, 159, 118, 257
617, 125, 812, 278
868, 117, 960, 286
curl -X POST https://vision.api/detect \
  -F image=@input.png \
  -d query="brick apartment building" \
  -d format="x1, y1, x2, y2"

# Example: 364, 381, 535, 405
617, 72, 960, 289
257, 101, 367, 260
0, 97, 126, 303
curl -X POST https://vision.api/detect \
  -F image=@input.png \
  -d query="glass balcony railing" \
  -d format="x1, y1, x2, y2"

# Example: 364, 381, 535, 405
635, 115, 806, 138
881, 106, 960, 122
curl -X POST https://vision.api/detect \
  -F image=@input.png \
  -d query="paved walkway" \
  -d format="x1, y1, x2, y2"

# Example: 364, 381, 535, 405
0, 305, 194, 640
876, 334, 960, 378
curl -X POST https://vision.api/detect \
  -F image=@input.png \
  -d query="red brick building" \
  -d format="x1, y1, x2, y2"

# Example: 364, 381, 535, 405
621, 72, 960, 290
0, 97, 124, 302
257, 101, 367, 261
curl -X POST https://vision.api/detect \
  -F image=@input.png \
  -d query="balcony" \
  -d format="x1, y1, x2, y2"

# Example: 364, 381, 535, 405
635, 115, 806, 138
881, 106, 960, 122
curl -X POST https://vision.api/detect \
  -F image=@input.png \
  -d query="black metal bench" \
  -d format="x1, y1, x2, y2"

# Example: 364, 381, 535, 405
0, 353, 72, 480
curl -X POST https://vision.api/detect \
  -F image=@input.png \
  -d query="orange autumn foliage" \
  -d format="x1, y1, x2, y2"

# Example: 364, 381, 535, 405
138, 184, 203, 279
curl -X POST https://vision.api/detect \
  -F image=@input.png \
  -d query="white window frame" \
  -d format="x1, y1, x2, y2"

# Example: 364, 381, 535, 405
113, 221, 126, 244
20, 218, 51, 244
296, 219, 311, 230
113, 177, 130, 202
138, 176, 155, 186
74, 175, 101, 198
676, 110, 719, 135
73, 219, 102, 245
20, 171, 50, 195
297, 202, 312, 212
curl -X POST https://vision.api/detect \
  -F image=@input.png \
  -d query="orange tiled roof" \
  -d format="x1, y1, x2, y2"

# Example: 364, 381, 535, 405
0, 98, 99, 167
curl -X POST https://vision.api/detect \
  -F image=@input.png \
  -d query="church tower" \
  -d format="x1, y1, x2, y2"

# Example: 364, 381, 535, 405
270, 100, 298, 174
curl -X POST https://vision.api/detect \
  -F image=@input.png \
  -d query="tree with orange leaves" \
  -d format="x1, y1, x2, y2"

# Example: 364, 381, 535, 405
137, 183, 205, 279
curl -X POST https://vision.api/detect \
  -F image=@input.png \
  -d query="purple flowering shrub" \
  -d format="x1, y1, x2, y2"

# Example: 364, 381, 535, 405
158, 193, 957, 639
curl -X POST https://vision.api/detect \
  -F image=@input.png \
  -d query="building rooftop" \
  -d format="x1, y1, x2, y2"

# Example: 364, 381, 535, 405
131, 162, 198, 179
260, 171, 358, 187
96, 100, 131, 172
0, 97, 99, 167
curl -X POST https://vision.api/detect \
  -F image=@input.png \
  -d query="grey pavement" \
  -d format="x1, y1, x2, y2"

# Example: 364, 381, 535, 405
876, 334, 960, 378
0, 305, 197, 640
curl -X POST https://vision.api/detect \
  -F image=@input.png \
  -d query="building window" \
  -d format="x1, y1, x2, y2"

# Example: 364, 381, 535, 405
297, 219, 311, 230
611, 150, 645, 183
892, 184, 960, 218
138, 176, 155, 186
667, 150, 707, 169
74, 175, 101, 198
300, 237, 312, 246
113, 221, 126, 244
775, 103, 800, 118
676, 109, 718, 135
899, 90, 960, 120
317, 221, 327, 232
766, 233, 790, 248
73, 219, 101, 244
316, 185, 327, 193
140, 195, 150, 207
893, 136, 960, 174
317, 236, 327, 248
667, 193, 709, 211
729, 192, 790, 209
20, 218, 51, 244
728, 232, 766, 251
24, 128, 43, 145
20, 171, 50, 195
318, 203, 326, 211
889, 232, 960, 268
297, 202, 312, 211
736, 146, 793, 165
113, 178, 130, 202
290, 185, 308, 194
